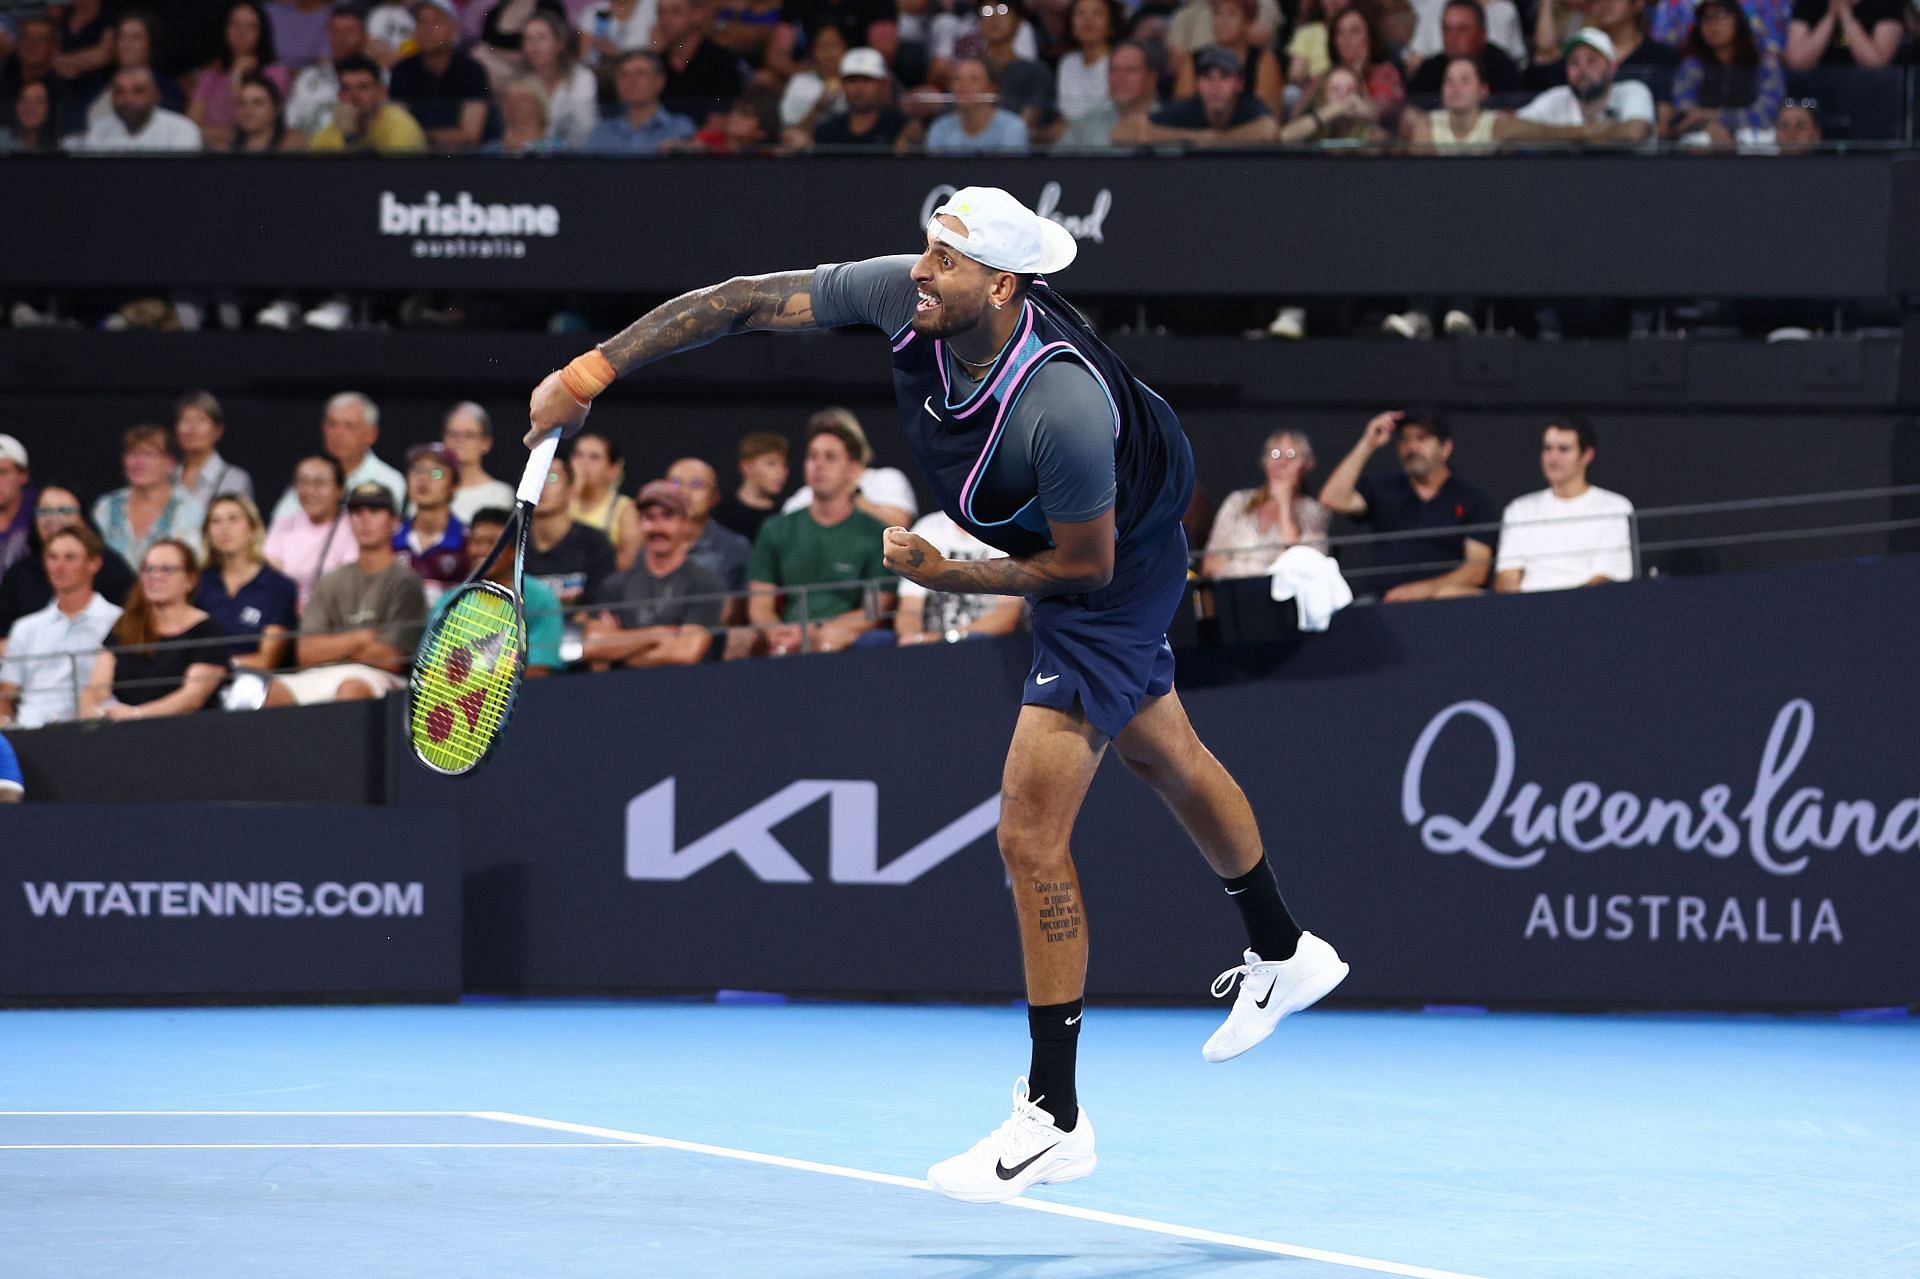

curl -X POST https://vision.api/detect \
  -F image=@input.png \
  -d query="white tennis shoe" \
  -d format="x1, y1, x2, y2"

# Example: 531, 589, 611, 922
1202, 932, 1350, 1063
926, 1077, 1096, 1204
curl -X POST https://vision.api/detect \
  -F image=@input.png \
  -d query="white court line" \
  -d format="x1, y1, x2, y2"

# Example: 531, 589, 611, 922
0, 1110, 475, 1117
474, 1111, 1490, 1279
0, 1142, 649, 1151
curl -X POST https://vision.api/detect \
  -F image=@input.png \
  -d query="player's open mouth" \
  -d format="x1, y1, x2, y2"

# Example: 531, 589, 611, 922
917, 290, 940, 313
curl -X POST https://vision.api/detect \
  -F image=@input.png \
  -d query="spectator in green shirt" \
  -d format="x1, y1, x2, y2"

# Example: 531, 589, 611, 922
745, 418, 895, 656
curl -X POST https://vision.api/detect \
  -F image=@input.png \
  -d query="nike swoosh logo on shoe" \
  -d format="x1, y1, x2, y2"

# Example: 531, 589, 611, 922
996, 1143, 1061, 1180
1253, 976, 1279, 1009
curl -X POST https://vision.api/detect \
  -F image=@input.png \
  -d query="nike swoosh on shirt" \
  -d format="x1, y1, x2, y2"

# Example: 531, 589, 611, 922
1034, 673, 1060, 685
923, 396, 941, 420
996, 1143, 1061, 1180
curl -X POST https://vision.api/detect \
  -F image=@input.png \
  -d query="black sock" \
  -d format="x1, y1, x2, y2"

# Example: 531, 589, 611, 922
1027, 999, 1081, 1131
1221, 855, 1302, 961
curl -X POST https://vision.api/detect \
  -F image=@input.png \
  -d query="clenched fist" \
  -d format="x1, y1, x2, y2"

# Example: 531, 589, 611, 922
883, 525, 945, 588
525, 369, 592, 448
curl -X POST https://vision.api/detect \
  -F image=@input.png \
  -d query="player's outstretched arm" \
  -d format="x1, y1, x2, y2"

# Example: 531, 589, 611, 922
528, 271, 817, 443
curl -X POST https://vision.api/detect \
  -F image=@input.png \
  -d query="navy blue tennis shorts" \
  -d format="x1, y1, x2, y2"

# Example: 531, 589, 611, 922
1023, 526, 1188, 739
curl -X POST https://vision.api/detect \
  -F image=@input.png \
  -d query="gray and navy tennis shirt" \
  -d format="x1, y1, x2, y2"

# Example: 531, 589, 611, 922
809, 255, 1193, 603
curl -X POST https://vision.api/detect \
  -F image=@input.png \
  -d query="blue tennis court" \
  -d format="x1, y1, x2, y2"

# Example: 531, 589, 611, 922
3, 1000, 1914, 1278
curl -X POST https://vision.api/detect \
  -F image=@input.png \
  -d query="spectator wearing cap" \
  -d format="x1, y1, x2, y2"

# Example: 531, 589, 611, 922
1528, 0, 1680, 101
582, 481, 726, 669
711, 430, 790, 542
1494, 415, 1635, 594
285, 3, 370, 135
0, 525, 123, 730
442, 402, 518, 524
1407, 0, 1522, 97
745, 418, 894, 656
173, 390, 255, 512
1120, 45, 1279, 144
583, 50, 696, 153
654, 0, 746, 124
808, 44, 911, 148
525, 453, 617, 608
265, 481, 426, 706
0, 730, 21, 801
265, 454, 356, 612
0, 434, 31, 578
456, 506, 564, 675
271, 392, 406, 526
0, 486, 136, 658
1317, 408, 1499, 602
1172, 0, 1283, 118
1515, 29, 1655, 142
1668, 0, 1785, 146
1055, 38, 1159, 150
776, 409, 917, 531
668, 456, 754, 597
77, 65, 203, 150
94, 425, 206, 567
1785, 0, 1899, 69
80, 538, 231, 722
194, 494, 298, 671
925, 56, 1029, 153
395, 443, 467, 603
307, 52, 428, 150
388, 0, 490, 151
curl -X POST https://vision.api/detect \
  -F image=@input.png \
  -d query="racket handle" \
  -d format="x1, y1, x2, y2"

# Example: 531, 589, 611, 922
518, 429, 561, 506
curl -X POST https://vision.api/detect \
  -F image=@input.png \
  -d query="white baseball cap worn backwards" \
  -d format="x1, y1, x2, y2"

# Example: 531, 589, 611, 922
928, 186, 1078, 276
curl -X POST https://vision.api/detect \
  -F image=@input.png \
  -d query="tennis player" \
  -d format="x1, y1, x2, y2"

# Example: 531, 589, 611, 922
527, 187, 1348, 1203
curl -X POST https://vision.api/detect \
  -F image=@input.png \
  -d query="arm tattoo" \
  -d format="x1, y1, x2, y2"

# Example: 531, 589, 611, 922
1033, 878, 1082, 945
596, 270, 817, 378
926, 548, 1106, 597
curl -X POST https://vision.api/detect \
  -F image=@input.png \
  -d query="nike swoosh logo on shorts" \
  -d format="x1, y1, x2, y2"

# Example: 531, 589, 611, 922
996, 1143, 1060, 1180
1035, 673, 1060, 685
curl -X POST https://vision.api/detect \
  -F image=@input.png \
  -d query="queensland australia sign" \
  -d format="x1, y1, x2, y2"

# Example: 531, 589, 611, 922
1394, 697, 1914, 1004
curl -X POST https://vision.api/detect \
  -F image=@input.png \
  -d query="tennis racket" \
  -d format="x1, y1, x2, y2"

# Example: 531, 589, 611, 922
406, 429, 561, 776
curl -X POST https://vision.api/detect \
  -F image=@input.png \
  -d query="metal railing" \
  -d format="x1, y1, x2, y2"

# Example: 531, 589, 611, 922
2, 483, 1912, 728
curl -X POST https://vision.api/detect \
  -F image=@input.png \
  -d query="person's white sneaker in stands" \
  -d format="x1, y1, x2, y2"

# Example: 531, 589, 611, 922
1442, 309, 1478, 337
926, 1077, 1096, 1204
303, 299, 352, 331
254, 299, 300, 330
1201, 932, 1349, 1063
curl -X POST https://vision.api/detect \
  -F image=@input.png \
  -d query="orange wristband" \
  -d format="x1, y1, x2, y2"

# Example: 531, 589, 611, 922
557, 349, 616, 406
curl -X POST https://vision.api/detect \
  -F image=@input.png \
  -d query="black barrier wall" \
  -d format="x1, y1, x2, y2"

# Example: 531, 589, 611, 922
392, 557, 1920, 1009
3, 154, 1915, 298
0, 807, 461, 1000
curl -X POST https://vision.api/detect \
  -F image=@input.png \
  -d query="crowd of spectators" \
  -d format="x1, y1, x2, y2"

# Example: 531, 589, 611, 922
0, 381, 1638, 743
0, 0, 1896, 159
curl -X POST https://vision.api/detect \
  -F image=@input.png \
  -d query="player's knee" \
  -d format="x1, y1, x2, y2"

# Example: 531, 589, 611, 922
997, 823, 1069, 877
336, 678, 376, 701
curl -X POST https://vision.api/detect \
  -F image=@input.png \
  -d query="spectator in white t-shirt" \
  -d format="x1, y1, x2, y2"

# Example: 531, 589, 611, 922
779, 407, 918, 527
893, 510, 1023, 644
1494, 414, 1635, 593
76, 66, 202, 151
285, 3, 369, 135
1516, 29, 1655, 146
